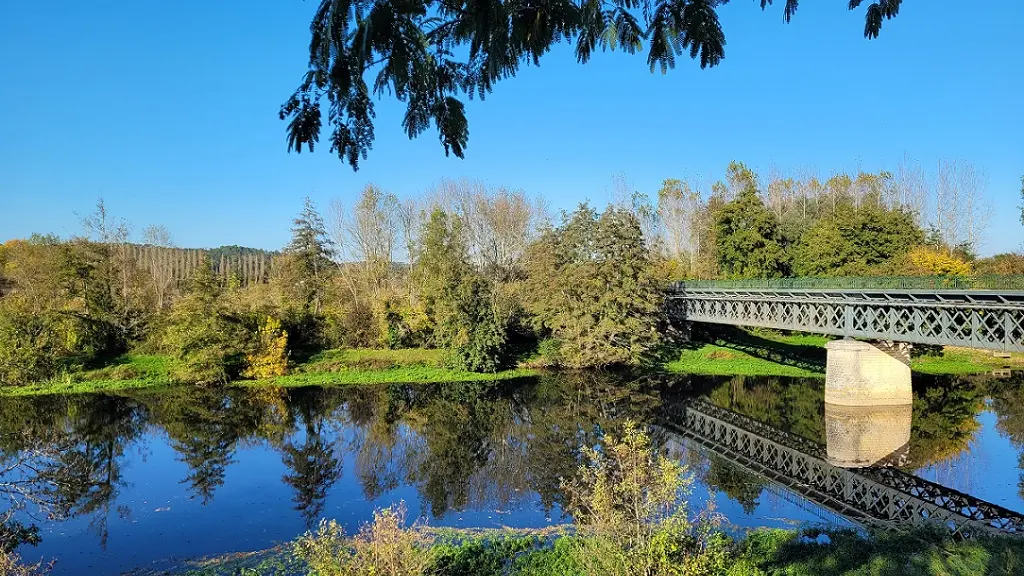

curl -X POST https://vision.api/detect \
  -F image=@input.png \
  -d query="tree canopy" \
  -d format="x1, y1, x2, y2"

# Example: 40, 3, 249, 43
282, 0, 905, 169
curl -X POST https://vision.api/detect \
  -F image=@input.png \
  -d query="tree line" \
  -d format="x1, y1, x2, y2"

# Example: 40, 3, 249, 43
0, 161, 1019, 386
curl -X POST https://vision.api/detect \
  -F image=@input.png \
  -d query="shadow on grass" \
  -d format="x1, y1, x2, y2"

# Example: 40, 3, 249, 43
691, 325, 827, 374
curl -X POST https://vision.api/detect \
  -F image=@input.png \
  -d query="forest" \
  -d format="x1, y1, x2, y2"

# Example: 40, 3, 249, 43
1, 160, 1021, 388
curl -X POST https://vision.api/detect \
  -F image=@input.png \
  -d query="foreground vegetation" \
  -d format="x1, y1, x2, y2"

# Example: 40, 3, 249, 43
129, 527, 1024, 576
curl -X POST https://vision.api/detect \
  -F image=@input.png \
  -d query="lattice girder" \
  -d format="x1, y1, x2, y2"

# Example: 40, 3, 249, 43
668, 287, 1024, 352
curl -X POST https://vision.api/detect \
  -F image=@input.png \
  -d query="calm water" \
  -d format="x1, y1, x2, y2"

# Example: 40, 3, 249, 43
4, 372, 1024, 575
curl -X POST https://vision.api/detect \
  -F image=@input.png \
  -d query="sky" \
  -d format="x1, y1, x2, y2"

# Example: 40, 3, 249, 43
1, 1, 1022, 255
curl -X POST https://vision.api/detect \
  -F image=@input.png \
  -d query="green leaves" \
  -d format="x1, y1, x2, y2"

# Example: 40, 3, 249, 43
287, 0, 907, 168
522, 205, 664, 368
848, 0, 902, 38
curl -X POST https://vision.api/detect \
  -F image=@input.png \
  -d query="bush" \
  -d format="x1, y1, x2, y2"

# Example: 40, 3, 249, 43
294, 502, 432, 576
241, 316, 289, 379
562, 420, 720, 576
161, 266, 248, 384
0, 295, 95, 386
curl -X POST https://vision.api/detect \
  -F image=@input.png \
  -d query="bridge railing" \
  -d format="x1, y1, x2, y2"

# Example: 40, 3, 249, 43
672, 275, 1024, 292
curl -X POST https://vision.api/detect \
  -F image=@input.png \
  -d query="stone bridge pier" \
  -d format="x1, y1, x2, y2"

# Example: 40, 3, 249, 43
824, 339, 913, 468
824, 340, 912, 406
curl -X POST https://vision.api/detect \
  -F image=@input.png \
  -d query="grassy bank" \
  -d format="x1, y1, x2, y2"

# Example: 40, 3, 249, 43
665, 328, 1021, 378
4, 330, 1019, 397
0, 349, 537, 397
123, 527, 1024, 576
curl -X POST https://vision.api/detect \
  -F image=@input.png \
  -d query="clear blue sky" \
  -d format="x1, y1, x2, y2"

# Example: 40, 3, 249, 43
1, 1, 1021, 254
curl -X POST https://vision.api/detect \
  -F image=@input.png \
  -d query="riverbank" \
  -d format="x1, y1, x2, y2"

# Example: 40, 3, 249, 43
3, 330, 1019, 397
665, 329, 1022, 378
0, 349, 537, 397
119, 526, 1024, 576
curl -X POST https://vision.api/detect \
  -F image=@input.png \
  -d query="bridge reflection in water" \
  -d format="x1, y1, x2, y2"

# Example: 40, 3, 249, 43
659, 400, 1024, 537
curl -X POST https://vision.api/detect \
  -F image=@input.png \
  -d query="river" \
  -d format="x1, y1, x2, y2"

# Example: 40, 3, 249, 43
2, 371, 1023, 574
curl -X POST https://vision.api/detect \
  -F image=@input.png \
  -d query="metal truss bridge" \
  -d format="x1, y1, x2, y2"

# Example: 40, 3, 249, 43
658, 400, 1024, 537
667, 284, 1024, 352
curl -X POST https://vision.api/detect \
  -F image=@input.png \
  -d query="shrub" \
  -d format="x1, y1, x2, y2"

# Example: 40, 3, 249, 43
0, 296, 92, 386
242, 316, 289, 379
161, 265, 247, 384
562, 420, 720, 576
294, 502, 432, 576
904, 246, 972, 277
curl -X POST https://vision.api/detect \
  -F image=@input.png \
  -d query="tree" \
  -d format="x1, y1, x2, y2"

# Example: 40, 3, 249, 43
931, 160, 990, 255
790, 204, 922, 277
283, 197, 335, 315
417, 210, 511, 372
142, 225, 176, 310
442, 179, 540, 282
1019, 175, 1023, 227
283, 1, 905, 169
523, 204, 664, 368
162, 263, 247, 384
332, 184, 400, 299
76, 199, 151, 351
713, 171, 789, 279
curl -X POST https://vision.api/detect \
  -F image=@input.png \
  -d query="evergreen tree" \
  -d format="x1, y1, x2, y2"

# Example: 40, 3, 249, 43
417, 210, 510, 372
523, 205, 664, 368
284, 197, 335, 315
791, 205, 922, 277
714, 176, 789, 279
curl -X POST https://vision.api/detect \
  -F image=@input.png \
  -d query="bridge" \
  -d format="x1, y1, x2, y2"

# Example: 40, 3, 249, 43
665, 278, 1024, 410
658, 400, 1024, 537
666, 282, 1024, 353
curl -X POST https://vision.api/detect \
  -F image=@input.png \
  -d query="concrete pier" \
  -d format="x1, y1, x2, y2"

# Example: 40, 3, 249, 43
824, 340, 912, 406
825, 403, 911, 468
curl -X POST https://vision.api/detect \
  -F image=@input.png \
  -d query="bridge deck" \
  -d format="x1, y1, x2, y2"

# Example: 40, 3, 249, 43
667, 285, 1024, 352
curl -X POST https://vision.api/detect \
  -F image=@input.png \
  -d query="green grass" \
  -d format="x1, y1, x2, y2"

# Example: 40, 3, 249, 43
125, 527, 1024, 576
664, 329, 1020, 379
0, 354, 182, 397
0, 348, 537, 397
665, 344, 824, 377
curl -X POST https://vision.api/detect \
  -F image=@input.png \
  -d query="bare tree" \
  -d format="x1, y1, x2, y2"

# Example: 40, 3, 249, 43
430, 178, 540, 281
932, 159, 991, 254
332, 184, 401, 300
141, 225, 175, 309
78, 199, 149, 341
891, 154, 928, 223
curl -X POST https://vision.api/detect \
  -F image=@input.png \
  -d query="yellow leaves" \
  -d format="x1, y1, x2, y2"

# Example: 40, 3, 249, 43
242, 316, 289, 379
905, 246, 972, 277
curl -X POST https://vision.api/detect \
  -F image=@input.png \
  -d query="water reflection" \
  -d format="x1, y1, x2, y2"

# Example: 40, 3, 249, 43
1, 371, 1023, 573
824, 403, 911, 468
